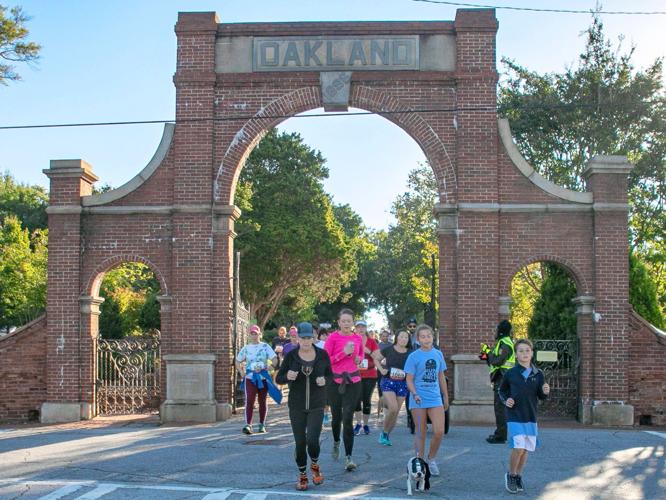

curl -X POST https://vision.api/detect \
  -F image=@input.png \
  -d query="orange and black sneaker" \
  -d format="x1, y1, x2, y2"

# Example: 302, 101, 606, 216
296, 473, 308, 491
311, 463, 324, 485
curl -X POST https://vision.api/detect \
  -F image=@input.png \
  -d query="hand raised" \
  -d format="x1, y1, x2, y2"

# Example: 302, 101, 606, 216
286, 370, 298, 381
315, 376, 326, 386
505, 398, 515, 408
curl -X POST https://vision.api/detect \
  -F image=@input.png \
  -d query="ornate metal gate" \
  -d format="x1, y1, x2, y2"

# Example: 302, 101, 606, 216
96, 333, 161, 415
232, 251, 250, 410
533, 339, 579, 418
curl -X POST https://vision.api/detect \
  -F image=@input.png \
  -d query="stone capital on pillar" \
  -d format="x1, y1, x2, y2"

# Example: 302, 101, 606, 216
572, 295, 595, 315
156, 295, 173, 313
79, 295, 105, 315
582, 155, 633, 204
498, 296, 512, 315
434, 203, 458, 235
43, 159, 99, 202
213, 204, 241, 236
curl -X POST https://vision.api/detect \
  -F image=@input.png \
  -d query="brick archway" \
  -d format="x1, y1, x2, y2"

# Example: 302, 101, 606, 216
214, 86, 457, 206
500, 255, 590, 298
86, 254, 169, 298
31, 9, 642, 426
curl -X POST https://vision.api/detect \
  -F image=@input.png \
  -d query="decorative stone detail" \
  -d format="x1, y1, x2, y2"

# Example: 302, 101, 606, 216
433, 203, 458, 235
320, 71, 352, 112
79, 296, 105, 316
582, 155, 633, 179
498, 296, 512, 315
43, 159, 99, 184
156, 295, 173, 313
448, 354, 494, 424
213, 205, 241, 235
572, 296, 595, 315
161, 354, 217, 423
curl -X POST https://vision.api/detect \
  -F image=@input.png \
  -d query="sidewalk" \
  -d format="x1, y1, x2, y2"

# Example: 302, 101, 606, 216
0, 399, 664, 499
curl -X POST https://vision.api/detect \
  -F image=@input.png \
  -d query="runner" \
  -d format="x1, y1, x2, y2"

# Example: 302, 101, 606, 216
324, 308, 363, 471
405, 324, 449, 476
376, 329, 413, 446
276, 322, 332, 491
235, 324, 280, 434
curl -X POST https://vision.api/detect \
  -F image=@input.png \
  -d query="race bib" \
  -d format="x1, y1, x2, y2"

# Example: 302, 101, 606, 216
390, 368, 406, 380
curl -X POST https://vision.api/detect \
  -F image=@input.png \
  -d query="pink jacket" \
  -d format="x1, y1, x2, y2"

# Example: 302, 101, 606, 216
324, 331, 364, 384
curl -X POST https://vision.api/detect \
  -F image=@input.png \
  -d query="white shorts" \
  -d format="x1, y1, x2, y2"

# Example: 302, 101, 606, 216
510, 434, 537, 452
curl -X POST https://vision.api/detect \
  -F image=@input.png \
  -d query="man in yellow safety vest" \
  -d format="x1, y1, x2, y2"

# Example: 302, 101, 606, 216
480, 319, 515, 444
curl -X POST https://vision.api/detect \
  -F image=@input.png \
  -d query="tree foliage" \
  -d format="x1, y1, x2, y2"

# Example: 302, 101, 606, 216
98, 263, 161, 339
508, 263, 543, 339
499, 14, 666, 325
367, 164, 439, 330
0, 172, 48, 234
629, 251, 665, 328
0, 4, 40, 84
0, 215, 46, 330
527, 263, 577, 340
235, 129, 357, 328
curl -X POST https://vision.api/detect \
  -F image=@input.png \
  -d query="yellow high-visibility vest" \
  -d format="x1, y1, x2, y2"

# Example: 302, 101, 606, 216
489, 336, 515, 376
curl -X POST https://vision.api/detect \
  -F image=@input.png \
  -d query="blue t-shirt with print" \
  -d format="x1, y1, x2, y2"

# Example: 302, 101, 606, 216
404, 348, 447, 409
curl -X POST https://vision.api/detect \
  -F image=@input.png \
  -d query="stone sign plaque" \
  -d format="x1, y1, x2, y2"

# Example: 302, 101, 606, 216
253, 36, 419, 71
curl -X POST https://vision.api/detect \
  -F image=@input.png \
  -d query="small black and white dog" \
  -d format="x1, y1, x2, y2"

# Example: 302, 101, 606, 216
406, 457, 431, 495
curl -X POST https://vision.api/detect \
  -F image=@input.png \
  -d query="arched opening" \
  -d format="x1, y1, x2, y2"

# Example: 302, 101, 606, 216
91, 261, 166, 416
508, 260, 580, 419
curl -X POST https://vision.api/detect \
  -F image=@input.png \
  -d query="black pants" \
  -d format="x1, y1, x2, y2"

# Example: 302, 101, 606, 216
355, 377, 377, 415
493, 376, 507, 439
289, 407, 324, 469
328, 381, 362, 456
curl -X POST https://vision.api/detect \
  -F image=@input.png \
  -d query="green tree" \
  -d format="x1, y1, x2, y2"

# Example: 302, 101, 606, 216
629, 251, 665, 328
0, 215, 46, 330
98, 263, 161, 338
0, 4, 40, 84
509, 263, 543, 340
0, 173, 48, 234
367, 164, 438, 330
235, 129, 356, 328
499, 14, 666, 315
527, 263, 577, 340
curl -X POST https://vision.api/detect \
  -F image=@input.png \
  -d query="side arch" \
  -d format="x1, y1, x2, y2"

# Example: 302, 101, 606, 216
85, 254, 169, 298
214, 86, 457, 205
501, 254, 590, 298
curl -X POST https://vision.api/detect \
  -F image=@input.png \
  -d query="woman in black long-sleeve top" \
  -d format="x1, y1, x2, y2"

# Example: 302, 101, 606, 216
276, 322, 332, 491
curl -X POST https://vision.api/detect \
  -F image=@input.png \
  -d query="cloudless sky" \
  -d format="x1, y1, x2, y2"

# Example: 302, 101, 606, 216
1, 0, 665, 231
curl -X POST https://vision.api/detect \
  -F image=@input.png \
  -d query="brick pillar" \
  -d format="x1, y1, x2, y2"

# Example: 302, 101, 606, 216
573, 295, 595, 423
211, 205, 240, 416
453, 9, 500, 353
156, 295, 173, 403
79, 295, 104, 418
41, 160, 99, 423
434, 203, 458, 354
581, 155, 634, 425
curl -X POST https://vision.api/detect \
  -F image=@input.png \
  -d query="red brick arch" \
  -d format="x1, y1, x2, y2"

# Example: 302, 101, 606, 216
214, 85, 457, 206
501, 255, 590, 298
85, 254, 169, 298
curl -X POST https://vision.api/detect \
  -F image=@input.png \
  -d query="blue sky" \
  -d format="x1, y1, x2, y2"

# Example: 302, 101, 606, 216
1, 0, 665, 230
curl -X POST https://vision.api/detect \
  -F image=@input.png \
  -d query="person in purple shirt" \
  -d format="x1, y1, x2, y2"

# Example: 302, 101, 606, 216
282, 326, 300, 356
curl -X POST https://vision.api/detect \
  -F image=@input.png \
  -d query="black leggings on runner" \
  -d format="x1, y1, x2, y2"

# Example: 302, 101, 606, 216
328, 381, 362, 456
355, 377, 377, 415
289, 407, 324, 469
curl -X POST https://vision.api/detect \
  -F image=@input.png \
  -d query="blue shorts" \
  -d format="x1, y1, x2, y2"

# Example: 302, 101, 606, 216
380, 377, 408, 397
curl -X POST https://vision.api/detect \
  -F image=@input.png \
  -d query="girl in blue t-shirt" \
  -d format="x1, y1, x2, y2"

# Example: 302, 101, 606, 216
404, 324, 449, 477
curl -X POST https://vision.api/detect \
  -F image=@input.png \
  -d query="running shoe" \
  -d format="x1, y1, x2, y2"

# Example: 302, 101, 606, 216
516, 475, 524, 492
505, 473, 518, 494
311, 463, 324, 485
378, 431, 392, 446
296, 473, 308, 491
363, 424, 370, 435
256, 423, 267, 433
428, 459, 440, 476
332, 440, 340, 460
353, 423, 362, 436
345, 455, 357, 471
242, 425, 253, 435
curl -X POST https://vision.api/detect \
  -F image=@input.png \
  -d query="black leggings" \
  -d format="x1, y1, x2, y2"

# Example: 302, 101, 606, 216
289, 407, 324, 469
328, 381, 362, 456
355, 377, 377, 415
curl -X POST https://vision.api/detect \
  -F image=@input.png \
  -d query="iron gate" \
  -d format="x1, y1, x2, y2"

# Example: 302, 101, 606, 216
232, 251, 250, 410
533, 339, 579, 418
96, 333, 161, 415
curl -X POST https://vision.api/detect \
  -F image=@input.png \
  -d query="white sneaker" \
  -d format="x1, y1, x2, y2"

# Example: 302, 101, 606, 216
428, 459, 440, 476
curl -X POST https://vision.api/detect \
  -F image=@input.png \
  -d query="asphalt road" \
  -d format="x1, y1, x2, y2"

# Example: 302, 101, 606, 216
0, 401, 664, 499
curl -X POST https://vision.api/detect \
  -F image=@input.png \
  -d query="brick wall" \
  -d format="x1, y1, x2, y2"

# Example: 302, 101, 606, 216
0, 316, 47, 421
628, 311, 666, 426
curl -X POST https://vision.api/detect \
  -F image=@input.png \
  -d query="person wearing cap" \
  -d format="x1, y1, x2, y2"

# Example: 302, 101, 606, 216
235, 324, 279, 435
282, 326, 300, 356
483, 319, 516, 444
276, 322, 332, 491
352, 319, 381, 436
